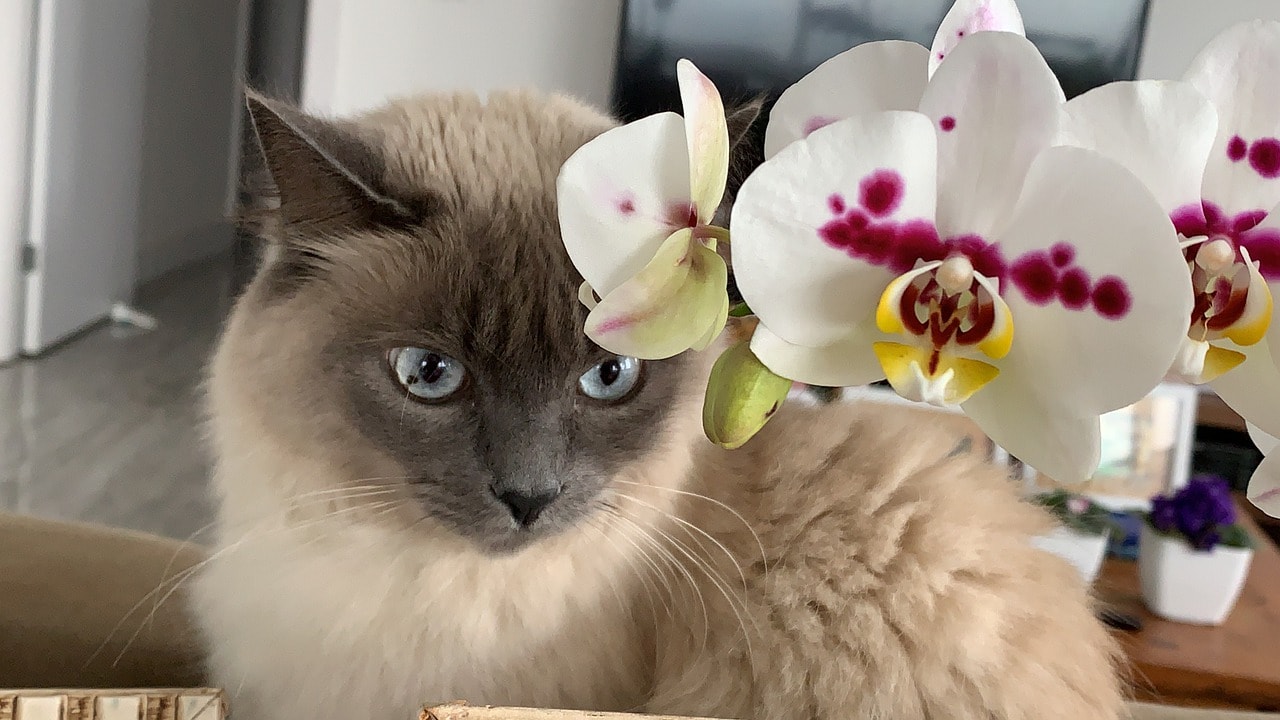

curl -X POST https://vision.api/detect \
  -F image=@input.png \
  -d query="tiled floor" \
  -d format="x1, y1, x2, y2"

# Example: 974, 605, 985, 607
0, 254, 237, 541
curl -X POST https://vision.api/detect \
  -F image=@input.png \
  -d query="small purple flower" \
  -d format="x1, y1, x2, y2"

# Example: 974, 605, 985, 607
1149, 496, 1177, 532
1149, 475, 1237, 552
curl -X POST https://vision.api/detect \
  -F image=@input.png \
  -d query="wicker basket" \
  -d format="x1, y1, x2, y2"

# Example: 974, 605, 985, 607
0, 690, 224, 720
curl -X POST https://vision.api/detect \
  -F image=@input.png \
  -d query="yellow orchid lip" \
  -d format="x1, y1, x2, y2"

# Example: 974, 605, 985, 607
873, 257, 1014, 406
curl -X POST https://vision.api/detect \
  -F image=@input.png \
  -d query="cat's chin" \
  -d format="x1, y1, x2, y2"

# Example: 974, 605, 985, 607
473, 528, 562, 556
433, 511, 589, 557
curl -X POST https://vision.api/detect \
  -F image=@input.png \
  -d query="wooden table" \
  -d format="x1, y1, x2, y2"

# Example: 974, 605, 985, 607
1097, 508, 1280, 711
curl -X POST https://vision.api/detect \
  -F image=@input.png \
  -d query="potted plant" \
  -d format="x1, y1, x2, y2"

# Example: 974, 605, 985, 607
1139, 476, 1255, 626
1030, 490, 1117, 584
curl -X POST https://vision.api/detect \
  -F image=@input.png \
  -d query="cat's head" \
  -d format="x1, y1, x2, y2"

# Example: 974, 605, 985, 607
210, 89, 760, 554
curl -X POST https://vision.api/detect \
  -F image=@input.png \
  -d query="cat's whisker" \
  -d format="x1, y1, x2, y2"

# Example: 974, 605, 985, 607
613, 501, 757, 678
598, 505, 678, 620
398, 385, 413, 432
612, 492, 748, 594
287, 481, 411, 499
609, 508, 712, 656
611, 478, 769, 579
97, 497, 410, 667
580, 515, 639, 621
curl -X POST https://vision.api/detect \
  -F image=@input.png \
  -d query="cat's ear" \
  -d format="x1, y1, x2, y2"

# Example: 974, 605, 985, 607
243, 91, 418, 235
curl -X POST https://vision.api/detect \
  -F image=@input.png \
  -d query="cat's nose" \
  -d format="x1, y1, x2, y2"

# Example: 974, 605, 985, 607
493, 487, 561, 527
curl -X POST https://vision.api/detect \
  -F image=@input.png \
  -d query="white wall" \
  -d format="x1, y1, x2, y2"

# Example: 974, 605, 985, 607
300, 0, 624, 117
1139, 0, 1280, 79
0, 1, 36, 363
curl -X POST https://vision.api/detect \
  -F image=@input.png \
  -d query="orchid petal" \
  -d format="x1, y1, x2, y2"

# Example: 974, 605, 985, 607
974, 273, 1014, 360
1212, 316, 1280, 439
875, 262, 940, 336
962, 375, 1102, 484
1246, 422, 1280, 518
1059, 80, 1218, 216
677, 59, 730, 223
1248, 451, 1280, 518
1224, 246, 1273, 348
578, 281, 598, 310
732, 111, 939, 353
929, 0, 1026, 77
918, 31, 1064, 237
1184, 21, 1280, 217
702, 341, 794, 449
749, 324, 884, 388
993, 146, 1193, 418
1171, 337, 1247, 384
1247, 422, 1278, 454
763, 41, 930, 159
692, 285, 731, 352
873, 341, 1000, 406
584, 229, 727, 360
558, 113, 692, 297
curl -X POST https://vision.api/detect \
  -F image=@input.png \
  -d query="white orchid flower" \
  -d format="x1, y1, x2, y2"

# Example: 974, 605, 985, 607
729, 32, 1193, 483
557, 60, 731, 360
1058, 21, 1280, 439
764, 0, 1025, 159
1247, 423, 1280, 517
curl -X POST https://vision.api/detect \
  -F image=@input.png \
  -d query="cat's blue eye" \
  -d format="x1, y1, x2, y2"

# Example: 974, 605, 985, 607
388, 347, 466, 401
578, 356, 643, 402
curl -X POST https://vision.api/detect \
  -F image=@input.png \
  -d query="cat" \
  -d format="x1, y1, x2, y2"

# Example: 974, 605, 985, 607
190, 88, 1125, 720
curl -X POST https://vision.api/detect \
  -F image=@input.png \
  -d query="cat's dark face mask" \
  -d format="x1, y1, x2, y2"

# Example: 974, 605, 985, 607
235, 92, 758, 554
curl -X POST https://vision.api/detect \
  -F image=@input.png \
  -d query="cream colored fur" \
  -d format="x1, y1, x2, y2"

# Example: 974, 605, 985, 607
193, 90, 1124, 720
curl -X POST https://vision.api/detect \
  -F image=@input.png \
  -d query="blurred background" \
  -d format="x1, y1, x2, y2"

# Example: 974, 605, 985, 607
0, 0, 1277, 544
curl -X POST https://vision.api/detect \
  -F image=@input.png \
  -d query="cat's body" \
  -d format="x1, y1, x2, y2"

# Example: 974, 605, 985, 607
192, 89, 1123, 720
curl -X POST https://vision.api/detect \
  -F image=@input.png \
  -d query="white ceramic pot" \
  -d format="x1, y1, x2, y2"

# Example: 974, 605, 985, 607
1031, 527, 1110, 584
1138, 523, 1253, 626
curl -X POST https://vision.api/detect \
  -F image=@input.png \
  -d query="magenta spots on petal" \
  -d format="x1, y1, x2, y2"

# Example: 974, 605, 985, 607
1228, 135, 1248, 162
818, 210, 869, 254
1091, 276, 1133, 319
856, 223, 897, 264
859, 170, 905, 217
664, 201, 698, 228
892, 221, 944, 273
1058, 268, 1091, 309
615, 196, 636, 215
1203, 200, 1226, 230
1249, 138, 1280, 178
845, 210, 869, 232
1009, 252, 1059, 305
973, 5, 998, 29
828, 194, 847, 214
957, 29, 965, 37
939, 116, 957, 132
1233, 210, 1268, 233
1050, 242, 1075, 267
1240, 227, 1280, 281
1171, 203, 1208, 237
804, 116, 838, 137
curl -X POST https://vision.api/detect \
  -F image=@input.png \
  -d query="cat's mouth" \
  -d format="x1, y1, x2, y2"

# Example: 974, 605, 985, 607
427, 481, 599, 556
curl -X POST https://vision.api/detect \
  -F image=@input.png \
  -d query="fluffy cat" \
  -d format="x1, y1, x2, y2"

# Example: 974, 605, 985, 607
191, 88, 1124, 720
